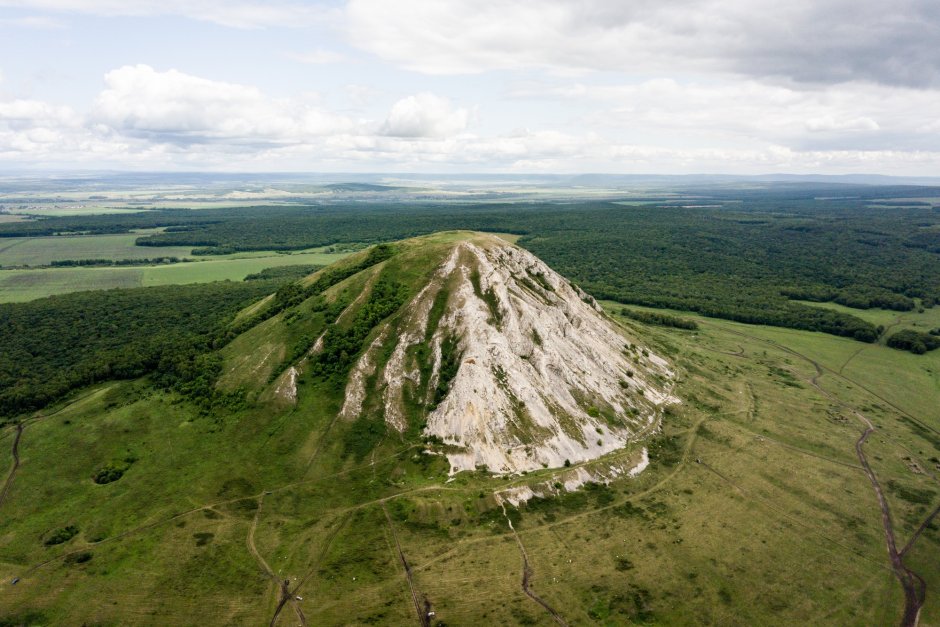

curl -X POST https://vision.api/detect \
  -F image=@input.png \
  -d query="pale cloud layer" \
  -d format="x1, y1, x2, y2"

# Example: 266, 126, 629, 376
286, 48, 347, 65
347, 0, 940, 87
0, 0, 335, 28
0, 0, 938, 173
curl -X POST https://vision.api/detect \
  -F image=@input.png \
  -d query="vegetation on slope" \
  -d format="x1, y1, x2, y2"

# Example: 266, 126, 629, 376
308, 276, 407, 383
5, 187, 936, 341
1, 273, 937, 625
886, 328, 940, 354
619, 307, 699, 330
0, 281, 277, 419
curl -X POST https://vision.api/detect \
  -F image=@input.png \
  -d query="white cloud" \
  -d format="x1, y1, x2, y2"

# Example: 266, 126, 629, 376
346, 0, 940, 87
510, 78, 940, 151
380, 93, 470, 138
344, 84, 382, 107
93, 64, 354, 144
805, 116, 879, 133
2, 64, 940, 175
286, 48, 347, 65
0, 14, 66, 28
0, 0, 334, 28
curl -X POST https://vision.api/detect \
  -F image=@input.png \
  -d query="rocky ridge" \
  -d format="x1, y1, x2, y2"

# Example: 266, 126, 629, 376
338, 233, 678, 474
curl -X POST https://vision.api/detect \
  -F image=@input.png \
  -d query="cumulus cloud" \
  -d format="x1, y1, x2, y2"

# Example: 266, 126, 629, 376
2, 63, 940, 175
92, 65, 354, 145
346, 0, 940, 87
380, 93, 470, 138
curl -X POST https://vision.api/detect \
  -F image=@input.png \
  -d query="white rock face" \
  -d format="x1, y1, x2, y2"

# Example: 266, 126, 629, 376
343, 234, 677, 475
274, 366, 299, 402
494, 448, 651, 507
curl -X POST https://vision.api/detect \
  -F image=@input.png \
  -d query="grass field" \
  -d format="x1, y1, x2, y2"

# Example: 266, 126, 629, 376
0, 241, 936, 626
6, 206, 155, 217
0, 248, 353, 303
0, 231, 193, 267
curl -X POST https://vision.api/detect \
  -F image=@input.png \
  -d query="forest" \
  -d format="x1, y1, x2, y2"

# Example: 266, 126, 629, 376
0, 280, 278, 418
3, 185, 940, 418
4, 187, 935, 342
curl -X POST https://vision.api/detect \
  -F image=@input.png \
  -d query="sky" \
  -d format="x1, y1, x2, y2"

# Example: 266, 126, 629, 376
0, 0, 939, 174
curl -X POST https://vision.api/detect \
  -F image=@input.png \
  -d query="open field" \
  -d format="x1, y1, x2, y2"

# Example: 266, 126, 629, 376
0, 231, 193, 267
0, 279, 936, 624
5, 206, 156, 217
0, 248, 352, 303
795, 299, 940, 335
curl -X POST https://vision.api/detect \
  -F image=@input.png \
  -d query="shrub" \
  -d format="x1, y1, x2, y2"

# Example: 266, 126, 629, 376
887, 329, 940, 354
44, 525, 79, 546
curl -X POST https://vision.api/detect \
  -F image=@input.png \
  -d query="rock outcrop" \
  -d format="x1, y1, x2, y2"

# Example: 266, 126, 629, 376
341, 233, 677, 474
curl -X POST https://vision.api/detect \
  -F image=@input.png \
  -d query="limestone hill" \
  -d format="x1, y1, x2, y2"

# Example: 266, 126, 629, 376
222, 231, 677, 474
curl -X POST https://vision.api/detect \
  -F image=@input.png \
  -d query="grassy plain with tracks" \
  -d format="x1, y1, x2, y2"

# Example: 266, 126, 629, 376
0, 238, 936, 624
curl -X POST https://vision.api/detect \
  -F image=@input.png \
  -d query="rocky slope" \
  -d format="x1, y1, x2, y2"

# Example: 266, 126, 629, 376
335, 232, 677, 474
223, 231, 677, 475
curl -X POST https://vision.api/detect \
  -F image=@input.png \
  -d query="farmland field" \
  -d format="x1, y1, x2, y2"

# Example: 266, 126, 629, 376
1, 293, 936, 625
1, 181, 939, 625
0, 248, 353, 302
0, 231, 193, 267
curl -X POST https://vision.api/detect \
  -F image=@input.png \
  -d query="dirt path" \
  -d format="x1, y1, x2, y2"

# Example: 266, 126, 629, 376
0, 423, 23, 510
246, 495, 307, 627
853, 413, 925, 627
716, 324, 939, 438
838, 313, 908, 375
1, 387, 111, 514
294, 513, 350, 592
901, 503, 940, 558
382, 503, 430, 627
414, 412, 716, 575
697, 460, 886, 568
16, 445, 426, 581
737, 424, 863, 470
501, 506, 568, 626
839, 345, 870, 375
705, 322, 930, 626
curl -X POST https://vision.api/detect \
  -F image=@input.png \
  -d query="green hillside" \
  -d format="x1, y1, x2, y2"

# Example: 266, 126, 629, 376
0, 233, 937, 626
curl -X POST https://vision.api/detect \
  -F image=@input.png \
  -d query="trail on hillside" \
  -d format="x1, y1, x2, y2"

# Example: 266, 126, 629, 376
501, 506, 568, 626
293, 512, 350, 593
839, 314, 906, 375
901, 504, 940, 558
853, 413, 925, 627
708, 323, 931, 626
246, 494, 307, 627
382, 503, 431, 627
413, 411, 718, 576
0, 423, 23, 510
1, 387, 110, 514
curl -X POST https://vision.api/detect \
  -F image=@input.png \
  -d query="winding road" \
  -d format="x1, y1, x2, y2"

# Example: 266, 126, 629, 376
382, 503, 430, 627
0, 423, 23, 510
502, 506, 568, 626
709, 322, 933, 626
854, 414, 926, 627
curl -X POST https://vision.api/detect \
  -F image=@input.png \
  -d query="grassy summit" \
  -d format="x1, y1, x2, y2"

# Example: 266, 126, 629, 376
0, 232, 936, 625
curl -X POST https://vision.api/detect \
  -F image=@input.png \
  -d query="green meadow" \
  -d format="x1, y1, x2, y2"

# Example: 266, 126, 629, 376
0, 232, 193, 267
0, 244, 936, 625
0, 248, 353, 303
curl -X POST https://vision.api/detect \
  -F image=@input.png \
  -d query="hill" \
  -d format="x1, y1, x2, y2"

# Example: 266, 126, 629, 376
219, 231, 675, 475
0, 232, 937, 625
